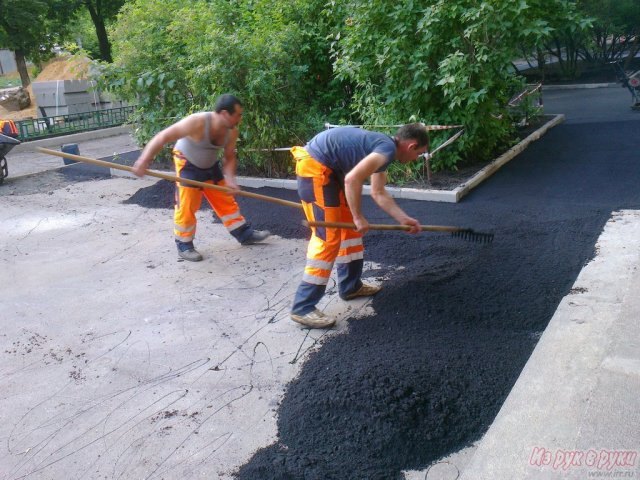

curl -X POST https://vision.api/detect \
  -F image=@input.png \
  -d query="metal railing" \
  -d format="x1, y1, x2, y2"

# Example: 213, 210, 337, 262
14, 105, 136, 141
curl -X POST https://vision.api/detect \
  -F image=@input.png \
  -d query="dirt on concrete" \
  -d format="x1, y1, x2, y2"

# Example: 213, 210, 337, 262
0, 164, 110, 196
1, 172, 331, 480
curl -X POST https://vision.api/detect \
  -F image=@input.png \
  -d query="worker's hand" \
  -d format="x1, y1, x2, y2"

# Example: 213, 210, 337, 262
353, 215, 370, 235
401, 216, 421, 234
224, 175, 241, 193
132, 159, 149, 177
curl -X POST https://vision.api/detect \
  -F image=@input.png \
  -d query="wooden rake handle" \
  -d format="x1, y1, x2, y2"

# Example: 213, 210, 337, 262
303, 220, 494, 243
304, 220, 465, 232
37, 147, 303, 210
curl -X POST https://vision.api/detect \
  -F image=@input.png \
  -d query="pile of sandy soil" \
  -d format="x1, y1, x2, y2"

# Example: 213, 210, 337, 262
0, 55, 91, 121
34, 55, 91, 82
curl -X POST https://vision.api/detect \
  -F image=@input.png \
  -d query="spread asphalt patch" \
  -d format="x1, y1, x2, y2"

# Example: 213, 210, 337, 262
124, 179, 309, 240
119, 118, 640, 478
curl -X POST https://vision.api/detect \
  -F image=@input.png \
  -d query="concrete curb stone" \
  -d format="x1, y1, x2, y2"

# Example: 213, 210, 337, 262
14, 111, 563, 204
542, 82, 618, 91
111, 115, 564, 204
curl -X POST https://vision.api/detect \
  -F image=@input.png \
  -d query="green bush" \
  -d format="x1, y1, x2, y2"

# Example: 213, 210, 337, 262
97, 0, 585, 178
95, 0, 348, 169
332, 0, 583, 174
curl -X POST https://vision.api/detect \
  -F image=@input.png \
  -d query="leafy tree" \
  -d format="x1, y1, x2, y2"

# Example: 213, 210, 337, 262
98, 0, 345, 167
577, 0, 640, 65
332, 0, 585, 170
67, 9, 102, 59
0, 0, 75, 87
80, 0, 126, 62
61, 0, 126, 62
100, 0, 587, 175
541, 14, 592, 79
517, 1, 592, 81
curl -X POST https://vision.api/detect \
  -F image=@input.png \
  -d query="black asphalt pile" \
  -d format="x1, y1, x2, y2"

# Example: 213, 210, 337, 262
123, 178, 176, 209
122, 116, 640, 479
235, 119, 640, 479
123, 180, 309, 239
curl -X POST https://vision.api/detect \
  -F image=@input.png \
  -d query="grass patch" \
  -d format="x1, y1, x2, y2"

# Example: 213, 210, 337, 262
0, 66, 38, 89
0, 72, 21, 89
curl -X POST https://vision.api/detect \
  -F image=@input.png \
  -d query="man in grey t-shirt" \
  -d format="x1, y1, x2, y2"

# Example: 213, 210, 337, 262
290, 123, 430, 328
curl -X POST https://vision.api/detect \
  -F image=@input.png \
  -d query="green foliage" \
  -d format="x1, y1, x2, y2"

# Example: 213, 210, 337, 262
0, 0, 75, 58
98, 0, 347, 162
577, 0, 640, 64
332, 0, 579, 174
0, 0, 92, 86
99, 0, 584, 177
66, 10, 103, 60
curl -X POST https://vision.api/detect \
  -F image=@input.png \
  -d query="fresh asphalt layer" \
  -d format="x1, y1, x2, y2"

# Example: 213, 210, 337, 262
110, 87, 640, 479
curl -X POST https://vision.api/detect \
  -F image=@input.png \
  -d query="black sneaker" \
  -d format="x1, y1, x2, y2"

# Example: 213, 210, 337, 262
176, 242, 203, 262
241, 229, 271, 245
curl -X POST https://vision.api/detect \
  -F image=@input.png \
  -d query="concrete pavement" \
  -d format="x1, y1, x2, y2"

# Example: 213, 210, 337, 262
0, 174, 377, 479
5, 125, 138, 178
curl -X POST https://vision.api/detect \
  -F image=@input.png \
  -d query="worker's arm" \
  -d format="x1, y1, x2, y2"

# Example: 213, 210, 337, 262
369, 172, 421, 234
221, 127, 240, 191
132, 114, 203, 176
343, 153, 388, 234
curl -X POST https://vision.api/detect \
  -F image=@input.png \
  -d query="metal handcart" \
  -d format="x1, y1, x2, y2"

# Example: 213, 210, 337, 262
0, 132, 21, 185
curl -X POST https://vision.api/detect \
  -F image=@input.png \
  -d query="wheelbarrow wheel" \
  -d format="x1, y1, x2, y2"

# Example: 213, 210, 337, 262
0, 155, 7, 185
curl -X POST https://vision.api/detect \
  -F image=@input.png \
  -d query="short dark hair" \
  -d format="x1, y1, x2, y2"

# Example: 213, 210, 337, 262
214, 94, 242, 114
395, 123, 429, 149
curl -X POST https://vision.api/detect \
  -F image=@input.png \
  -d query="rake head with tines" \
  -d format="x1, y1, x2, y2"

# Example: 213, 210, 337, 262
450, 228, 494, 244
303, 220, 494, 244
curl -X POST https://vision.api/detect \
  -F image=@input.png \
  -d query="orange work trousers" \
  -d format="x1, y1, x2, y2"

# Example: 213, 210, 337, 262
173, 150, 250, 244
290, 146, 364, 315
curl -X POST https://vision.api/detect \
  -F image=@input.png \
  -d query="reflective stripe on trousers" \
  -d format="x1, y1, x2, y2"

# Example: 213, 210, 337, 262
173, 151, 247, 243
290, 146, 364, 315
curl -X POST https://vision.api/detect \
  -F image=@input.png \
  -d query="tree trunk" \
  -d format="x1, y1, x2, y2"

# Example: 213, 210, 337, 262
14, 50, 31, 88
85, 1, 113, 62
536, 47, 546, 82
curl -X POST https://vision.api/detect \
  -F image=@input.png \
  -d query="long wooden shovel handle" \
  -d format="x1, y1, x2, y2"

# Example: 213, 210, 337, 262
303, 220, 465, 232
37, 147, 303, 210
